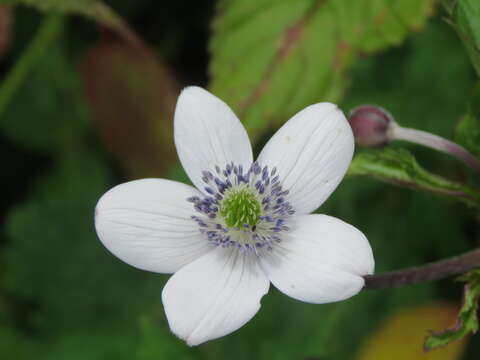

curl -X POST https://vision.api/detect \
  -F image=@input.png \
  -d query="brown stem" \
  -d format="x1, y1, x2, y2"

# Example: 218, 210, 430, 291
364, 248, 480, 290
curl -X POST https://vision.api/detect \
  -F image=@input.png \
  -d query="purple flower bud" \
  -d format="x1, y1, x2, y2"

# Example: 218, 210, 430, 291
348, 105, 394, 147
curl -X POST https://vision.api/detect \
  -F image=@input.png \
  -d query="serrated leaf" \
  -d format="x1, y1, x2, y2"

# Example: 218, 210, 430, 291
348, 147, 480, 207
424, 270, 480, 350
210, 0, 435, 141
443, 0, 480, 77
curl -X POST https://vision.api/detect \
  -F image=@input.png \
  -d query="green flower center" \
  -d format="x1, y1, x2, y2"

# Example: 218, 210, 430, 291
219, 187, 261, 228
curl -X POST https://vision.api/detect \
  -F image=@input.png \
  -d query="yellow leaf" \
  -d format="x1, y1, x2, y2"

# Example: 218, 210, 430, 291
355, 303, 467, 360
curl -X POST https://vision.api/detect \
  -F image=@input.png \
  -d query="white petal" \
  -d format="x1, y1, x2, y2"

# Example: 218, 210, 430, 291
95, 178, 212, 273
174, 86, 253, 193
260, 214, 374, 304
257, 103, 354, 214
162, 248, 269, 346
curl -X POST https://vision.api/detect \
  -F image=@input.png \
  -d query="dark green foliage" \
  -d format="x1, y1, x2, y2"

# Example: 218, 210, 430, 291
456, 84, 480, 158
443, 0, 480, 77
0, 1, 479, 359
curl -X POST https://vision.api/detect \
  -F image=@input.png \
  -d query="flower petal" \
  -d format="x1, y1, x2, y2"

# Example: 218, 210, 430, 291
162, 248, 269, 346
174, 86, 253, 193
260, 214, 374, 304
257, 103, 354, 214
95, 178, 212, 273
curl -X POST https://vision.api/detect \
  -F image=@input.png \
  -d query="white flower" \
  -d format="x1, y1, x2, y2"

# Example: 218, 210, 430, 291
94, 86, 374, 346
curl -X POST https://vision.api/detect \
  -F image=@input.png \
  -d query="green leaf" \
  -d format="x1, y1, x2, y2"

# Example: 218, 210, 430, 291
1, 0, 108, 21
443, 0, 480, 77
455, 112, 480, 159
348, 147, 480, 207
0, 34, 90, 152
1, 0, 134, 43
2, 0, 106, 19
210, 0, 435, 141
1, 0, 96, 12
0, 14, 63, 122
455, 83, 480, 158
424, 270, 480, 350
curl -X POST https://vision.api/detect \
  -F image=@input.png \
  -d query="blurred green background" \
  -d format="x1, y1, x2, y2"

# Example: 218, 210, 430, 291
0, 0, 479, 359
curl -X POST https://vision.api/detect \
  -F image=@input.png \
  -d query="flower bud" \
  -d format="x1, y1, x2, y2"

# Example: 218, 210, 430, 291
348, 105, 393, 147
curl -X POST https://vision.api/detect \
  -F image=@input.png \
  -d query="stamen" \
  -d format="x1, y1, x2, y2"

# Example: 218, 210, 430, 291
187, 161, 294, 254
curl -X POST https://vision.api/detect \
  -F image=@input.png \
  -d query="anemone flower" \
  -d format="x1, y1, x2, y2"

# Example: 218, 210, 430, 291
95, 86, 374, 346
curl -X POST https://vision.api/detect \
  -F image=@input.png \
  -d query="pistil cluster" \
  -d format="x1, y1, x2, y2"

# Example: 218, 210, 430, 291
187, 161, 295, 253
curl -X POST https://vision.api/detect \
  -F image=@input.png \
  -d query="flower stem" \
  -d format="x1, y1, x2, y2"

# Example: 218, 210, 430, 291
391, 123, 480, 174
364, 248, 480, 290
0, 14, 63, 121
